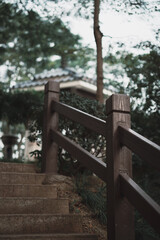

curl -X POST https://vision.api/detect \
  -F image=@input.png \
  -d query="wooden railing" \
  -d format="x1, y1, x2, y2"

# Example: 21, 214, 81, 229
42, 81, 160, 240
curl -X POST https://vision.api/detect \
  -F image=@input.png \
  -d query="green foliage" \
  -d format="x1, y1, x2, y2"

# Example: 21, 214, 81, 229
133, 157, 160, 239
0, 88, 44, 158
49, 0, 156, 19
104, 42, 160, 238
29, 149, 42, 169
131, 110, 160, 145
123, 44, 160, 115
0, 89, 43, 131
28, 90, 106, 175
104, 43, 160, 145
75, 173, 107, 224
122, 44, 160, 145
58, 91, 106, 175
134, 168, 160, 240
28, 90, 107, 225
0, 1, 94, 82
135, 210, 160, 240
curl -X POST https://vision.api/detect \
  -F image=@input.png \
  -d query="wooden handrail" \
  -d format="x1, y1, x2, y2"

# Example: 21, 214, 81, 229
51, 100, 106, 136
119, 125, 160, 171
120, 173, 160, 234
50, 129, 107, 182
42, 82, 160, 239
106, 94, 134, 239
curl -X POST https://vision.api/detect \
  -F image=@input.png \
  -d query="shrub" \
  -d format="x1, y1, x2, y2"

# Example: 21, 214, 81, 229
30, 90, 106, 176
58, 91, 106, 175
75, 173, 107, 224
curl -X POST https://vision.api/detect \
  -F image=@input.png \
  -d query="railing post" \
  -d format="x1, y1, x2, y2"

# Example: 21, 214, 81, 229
106, 94, 134, 240
41, 81, 60, 173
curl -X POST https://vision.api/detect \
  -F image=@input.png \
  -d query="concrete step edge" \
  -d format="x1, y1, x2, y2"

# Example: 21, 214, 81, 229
0, 198, 69, 214
0, 184, 56, 186
0, 233, 98, 239
0, 184, 57, 198
0, 214, 79, 217
0, 197, 68, 200
0, 162, 36, 173
0, 172, 45, 176
0, 214, 83, 234
0, 162, 35, 167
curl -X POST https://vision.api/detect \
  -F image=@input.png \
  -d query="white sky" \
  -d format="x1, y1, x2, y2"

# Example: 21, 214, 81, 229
59, 7, 159, 84
1, 1, 160, 82
62, 8, 160, 52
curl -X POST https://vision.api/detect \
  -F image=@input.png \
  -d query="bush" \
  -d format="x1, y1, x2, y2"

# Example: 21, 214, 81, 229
0, 88, 44, 159
75, 173, 107, 224
58, 91, 106, 176
30, 90, 106, 176
28, 89, 160, 239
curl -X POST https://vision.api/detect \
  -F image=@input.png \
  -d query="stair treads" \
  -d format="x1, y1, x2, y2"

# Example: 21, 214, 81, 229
0, 214, 83, 234
0, 185, 57, 198
0, 172, 45, 184
0, 198, 69, 214
0, 233, 98, 240
0, 162, 36, 173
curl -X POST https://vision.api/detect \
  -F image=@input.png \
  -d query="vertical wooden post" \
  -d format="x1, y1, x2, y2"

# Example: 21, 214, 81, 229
41, 81, 60, 173
106, 94, 134, 240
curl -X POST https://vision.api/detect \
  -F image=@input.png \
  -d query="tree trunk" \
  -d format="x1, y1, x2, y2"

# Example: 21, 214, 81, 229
94, 0, 104, 103
61, 55, 67, 69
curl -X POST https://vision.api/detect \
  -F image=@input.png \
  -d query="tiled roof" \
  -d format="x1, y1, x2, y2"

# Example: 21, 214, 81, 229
14, 80, 48, 89
14, 68, 94, 89
33, 68, 75, 80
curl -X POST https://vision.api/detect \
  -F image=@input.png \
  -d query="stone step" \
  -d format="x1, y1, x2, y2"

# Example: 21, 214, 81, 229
0, 198, 69, 214
0, 233, 98, 240
0, 214, 83, 234
0, 162, 36, 173
0, 172, 45, 185
0, 185, 57, 198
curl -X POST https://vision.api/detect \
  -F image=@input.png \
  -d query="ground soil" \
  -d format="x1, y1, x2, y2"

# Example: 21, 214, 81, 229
43, 174, 107, 240
60, 189, 107, 240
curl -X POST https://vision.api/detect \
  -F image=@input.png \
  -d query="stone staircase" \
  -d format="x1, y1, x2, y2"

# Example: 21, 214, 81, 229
0, 162, 98, 240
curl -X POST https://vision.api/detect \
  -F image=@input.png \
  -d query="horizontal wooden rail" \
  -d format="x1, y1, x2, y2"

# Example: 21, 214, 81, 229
119, 126, 160, 171
43, 84, 160, 238
120, 173, 160, 234
50, 129, 107, 182
51, 100, 106, 136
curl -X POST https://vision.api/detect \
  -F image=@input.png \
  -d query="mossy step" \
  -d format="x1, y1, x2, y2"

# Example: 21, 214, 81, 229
0, 185, 57, 198
0, 162, 36, 173
0, 198, 69, 214
0, 172, 45, 185
0, 233, 98, 240
0, 214, 83, 234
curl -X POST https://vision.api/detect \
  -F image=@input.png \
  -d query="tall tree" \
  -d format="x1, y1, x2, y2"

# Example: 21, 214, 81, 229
104, 42, 160, 144
48, 0, 158, 103
0, 1, 93, 84
94, 0, 103, 103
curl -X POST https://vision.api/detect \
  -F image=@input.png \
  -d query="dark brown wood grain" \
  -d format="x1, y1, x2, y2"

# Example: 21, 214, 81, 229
120, 173, 160, 234
51, 100, 106, 136
106, 94, 134, 240
42, 81, 60, 173
119, 126, 160, 171
42, 82, 160, 238
106, 94, 130, 115
50, 129, 107, 182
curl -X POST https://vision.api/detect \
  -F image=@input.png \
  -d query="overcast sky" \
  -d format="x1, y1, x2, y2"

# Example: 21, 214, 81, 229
1, 0, 159, 82
68, 14, 159, 51
57, 1, 160, 53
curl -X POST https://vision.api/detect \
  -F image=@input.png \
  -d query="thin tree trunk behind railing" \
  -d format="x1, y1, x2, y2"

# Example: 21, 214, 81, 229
94, 0, 104, 103
41, 81, 160, 239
